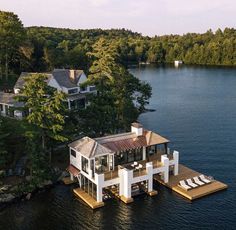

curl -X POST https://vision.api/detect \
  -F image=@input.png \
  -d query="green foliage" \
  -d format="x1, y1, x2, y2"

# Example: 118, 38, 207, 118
0, 11, 25, 78
16, 73, 67, 151
78, 38, 152, 136
0, 118, 8, 168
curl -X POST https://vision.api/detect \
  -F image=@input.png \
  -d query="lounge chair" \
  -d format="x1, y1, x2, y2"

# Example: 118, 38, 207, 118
179, 180, 191, 191
186, 179, 198, 188
199, 175, 211, 184
193, 176, 205, 186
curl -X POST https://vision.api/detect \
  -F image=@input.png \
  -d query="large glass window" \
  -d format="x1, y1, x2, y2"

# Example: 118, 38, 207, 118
135, 148, 143, 161
82, 156, 89, 173
95, 155, 109, 173
115, 148, 143, 166
127, 150, 135, 163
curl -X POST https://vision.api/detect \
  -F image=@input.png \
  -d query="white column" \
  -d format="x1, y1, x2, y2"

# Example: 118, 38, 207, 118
123, 169, 132, 199
161, 155, 169, 183
118, 167, 124, 196
70, 172, 73, 181
146, 162, 153, 192
142, 147, 146, 161
68, 100, 71, 110
95, 173, 104, 202
173, 150, 179, 175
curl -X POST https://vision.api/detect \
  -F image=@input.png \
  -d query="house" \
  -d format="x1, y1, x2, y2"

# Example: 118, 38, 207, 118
68, 123, 179, 205
14, 69, 96, 110
0, 92, 25, 118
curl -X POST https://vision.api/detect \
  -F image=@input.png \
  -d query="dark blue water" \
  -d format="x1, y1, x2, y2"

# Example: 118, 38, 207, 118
1, 65, 236, 229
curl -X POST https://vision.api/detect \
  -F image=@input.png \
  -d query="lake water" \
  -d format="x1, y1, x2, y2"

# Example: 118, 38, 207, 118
1, 65, 236, 229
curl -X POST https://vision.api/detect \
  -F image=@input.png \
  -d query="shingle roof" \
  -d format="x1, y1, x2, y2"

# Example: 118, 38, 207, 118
52, 69, 85, 88
0, 92, 24, 107
68, 137, 113, 158
14, 72, 52, 89
14, 69, 85, 90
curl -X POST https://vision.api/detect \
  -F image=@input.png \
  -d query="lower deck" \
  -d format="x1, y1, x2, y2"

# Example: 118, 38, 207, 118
72, 164, 228, 209
73, 188, 104, 209
154, 164, 228, 200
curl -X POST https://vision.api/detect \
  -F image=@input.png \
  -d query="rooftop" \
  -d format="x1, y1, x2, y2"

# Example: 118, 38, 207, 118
0, 92, 24, 107
14, 69, 85, 90
14, 72, 52, 89
69, 125, 169, 158
52, 69, 84, 88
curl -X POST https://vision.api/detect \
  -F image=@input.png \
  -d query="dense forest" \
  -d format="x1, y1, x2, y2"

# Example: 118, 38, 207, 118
0, 11, 236, 80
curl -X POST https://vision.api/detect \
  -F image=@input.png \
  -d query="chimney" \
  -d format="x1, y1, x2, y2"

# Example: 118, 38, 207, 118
69, 70, 76, 82
131, 122, 143, 136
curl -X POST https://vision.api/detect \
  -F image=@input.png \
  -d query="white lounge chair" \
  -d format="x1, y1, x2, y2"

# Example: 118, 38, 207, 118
179, 180, 191, 191
186, 179, 198, 188
199, 175, 211, 184
193, 176, 205, 186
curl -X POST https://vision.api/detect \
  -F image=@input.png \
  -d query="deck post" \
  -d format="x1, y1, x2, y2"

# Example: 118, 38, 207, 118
95, 173, 104, 202
142, 147, 146, 161
123, 169, 132, 199
173, 150, 179, 175
161, 155, 169, 183
146, 162, 153, 192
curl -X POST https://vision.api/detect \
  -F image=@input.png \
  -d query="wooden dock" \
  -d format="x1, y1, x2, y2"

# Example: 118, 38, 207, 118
62, 177, 75, 185
154, 164, 228, 200
73, 188, 104, 209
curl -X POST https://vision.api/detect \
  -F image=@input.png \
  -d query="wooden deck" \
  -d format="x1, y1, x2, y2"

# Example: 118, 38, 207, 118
154, 164, 228, 200
73, 188, 104, 209
62, 177, 75, 185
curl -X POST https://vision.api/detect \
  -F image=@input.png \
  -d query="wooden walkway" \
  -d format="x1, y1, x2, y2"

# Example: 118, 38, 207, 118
154, 164, 228, 200
73, 188, 104, 209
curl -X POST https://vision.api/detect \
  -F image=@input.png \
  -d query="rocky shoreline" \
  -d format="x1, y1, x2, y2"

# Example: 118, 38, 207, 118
0, 169, 69, 208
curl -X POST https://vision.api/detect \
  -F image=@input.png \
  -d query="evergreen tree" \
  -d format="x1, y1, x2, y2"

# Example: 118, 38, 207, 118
0, 11, 25, 79
17, 74, 67, 162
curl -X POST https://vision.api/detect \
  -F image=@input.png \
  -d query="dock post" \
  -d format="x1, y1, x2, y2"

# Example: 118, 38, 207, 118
161, 155, 169, 183
173, 150, 179, 176
95, 173, 104, 202
146, 162, 153, 192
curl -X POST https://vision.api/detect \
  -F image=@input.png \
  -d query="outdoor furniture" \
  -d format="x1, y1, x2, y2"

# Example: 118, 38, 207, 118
179, 180, 191, 191
199, 175, 211, 184
186, 179, 198, 188
193, 176, 205, 186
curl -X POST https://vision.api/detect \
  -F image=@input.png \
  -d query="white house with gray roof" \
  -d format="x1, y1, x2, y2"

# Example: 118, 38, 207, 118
68, 123, 179, 206
0, 92, 25, 118
14, 69, 96, 110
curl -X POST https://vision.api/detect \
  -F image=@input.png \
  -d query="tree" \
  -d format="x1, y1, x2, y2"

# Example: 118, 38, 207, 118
79, 38, 152, 135
0, 118, 8, 168
0, 11, 25, 79
17, 74, 67, 162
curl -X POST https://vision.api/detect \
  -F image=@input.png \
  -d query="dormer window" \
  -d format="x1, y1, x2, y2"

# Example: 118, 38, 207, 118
68, 88, 78, 94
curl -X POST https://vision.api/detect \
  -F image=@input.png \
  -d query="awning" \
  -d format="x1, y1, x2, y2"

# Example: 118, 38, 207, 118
67, 164, 80, 176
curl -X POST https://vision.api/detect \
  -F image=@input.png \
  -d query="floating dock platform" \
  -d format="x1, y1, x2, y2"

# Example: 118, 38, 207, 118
154, 164, 228, 200
73, 188, 104, 209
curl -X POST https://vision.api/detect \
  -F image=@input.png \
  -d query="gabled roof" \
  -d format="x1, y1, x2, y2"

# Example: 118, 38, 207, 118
52, 69, 85, 88
0, 92, 24, 107
68, 136, 113, 158
14, 69, 85, 90
14, 72, 52, 89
